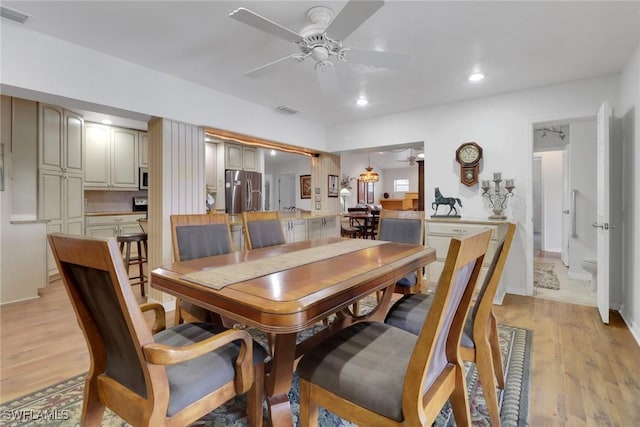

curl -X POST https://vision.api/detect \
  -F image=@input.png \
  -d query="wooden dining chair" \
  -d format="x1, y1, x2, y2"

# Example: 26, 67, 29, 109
170, 213, 234, 325
47, 233, 266, 427
242, 211, 286, 250
377, 209, 425, 293
384, 223, 516, 426
296, 229, 492, 427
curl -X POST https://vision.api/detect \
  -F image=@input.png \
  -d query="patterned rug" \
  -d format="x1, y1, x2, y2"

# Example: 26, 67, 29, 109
534, 261, 561, 290
0, 322, 531, 427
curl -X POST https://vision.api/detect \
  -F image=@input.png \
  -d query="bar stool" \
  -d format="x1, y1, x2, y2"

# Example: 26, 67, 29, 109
117, 233, 148, 297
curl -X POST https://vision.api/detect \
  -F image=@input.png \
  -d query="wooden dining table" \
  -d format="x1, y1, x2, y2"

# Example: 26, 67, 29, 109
151, 236, 435, 426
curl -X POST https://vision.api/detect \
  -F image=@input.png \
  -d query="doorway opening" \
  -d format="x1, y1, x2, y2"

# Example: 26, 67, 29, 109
532, 119, 596, 307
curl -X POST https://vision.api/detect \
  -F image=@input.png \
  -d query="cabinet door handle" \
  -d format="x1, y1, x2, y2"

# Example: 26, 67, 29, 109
452, 228, 467, 233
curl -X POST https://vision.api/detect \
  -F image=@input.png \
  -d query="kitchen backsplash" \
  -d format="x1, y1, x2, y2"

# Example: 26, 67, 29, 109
84, 190, 148, 213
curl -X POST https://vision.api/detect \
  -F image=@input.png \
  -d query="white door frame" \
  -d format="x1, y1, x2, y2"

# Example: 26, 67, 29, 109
527, 111, 595, 296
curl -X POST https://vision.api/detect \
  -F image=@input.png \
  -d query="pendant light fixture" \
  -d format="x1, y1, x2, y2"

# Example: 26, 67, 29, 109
359, 152, 379, 183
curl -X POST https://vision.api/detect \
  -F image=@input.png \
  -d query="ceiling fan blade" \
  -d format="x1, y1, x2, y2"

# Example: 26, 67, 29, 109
315, 61, 340, 94
229, 7, 303, 44
346, 47, 411, 70
325, 0, 384, 40
243, 54, 299, 78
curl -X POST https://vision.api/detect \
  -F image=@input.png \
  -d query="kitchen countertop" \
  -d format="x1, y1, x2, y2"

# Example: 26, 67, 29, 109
85, 211, 147, 216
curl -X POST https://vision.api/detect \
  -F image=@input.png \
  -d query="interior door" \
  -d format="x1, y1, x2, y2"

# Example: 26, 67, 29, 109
277, 174, 295, 211
561, 149, 570, 266
595, 101, 611, 324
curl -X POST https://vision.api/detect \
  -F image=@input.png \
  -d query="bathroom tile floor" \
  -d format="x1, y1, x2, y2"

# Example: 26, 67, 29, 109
534, 250, 596, 307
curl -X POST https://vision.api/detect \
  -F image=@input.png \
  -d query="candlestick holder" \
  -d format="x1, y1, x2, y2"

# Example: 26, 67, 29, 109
481, 173, 515, 219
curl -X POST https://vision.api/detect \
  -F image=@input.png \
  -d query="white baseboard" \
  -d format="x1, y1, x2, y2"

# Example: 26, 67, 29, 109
568, 271, 592, 281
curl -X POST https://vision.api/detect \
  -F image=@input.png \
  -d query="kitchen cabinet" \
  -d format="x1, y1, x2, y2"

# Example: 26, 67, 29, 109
425, 219, 509, 286
85, 123, 139, 190
38, 104, 84, 175
85, 214, 146, 255
308, 216, 339, 240
225, 142, 257, 171
37, 103, 85, 277
205, 141, 217, 191
138, 131, 148, 167
281, 219, 308, 243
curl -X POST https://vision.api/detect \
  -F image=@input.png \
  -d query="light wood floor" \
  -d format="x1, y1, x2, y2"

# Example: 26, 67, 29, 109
2, 281, 640, 426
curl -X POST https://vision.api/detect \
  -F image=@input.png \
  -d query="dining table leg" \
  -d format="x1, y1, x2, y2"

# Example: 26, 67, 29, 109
264, 332, 297, 427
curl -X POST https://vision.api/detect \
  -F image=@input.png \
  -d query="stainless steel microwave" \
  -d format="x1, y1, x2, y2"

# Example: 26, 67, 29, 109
139, 167, 148, 190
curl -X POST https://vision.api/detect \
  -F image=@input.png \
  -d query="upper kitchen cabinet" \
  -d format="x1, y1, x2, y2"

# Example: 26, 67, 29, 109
85, 123, 139, 190
38, 104, 83, 175
138, 131, 148, 167
225, 142, 257, 171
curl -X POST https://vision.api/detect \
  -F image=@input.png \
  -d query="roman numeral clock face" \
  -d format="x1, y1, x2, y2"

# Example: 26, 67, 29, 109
455, 142, 483, 186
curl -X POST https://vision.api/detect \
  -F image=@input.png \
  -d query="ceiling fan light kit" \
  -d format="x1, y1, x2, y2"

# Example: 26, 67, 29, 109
229, 0, 408, 94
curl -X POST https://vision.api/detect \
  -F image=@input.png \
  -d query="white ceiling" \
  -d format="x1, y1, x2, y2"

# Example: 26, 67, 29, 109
3, 1, 640, 128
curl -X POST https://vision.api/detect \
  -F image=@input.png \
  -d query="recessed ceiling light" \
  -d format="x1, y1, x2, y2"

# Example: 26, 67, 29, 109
417, 153, 425, 158
270, 150, 277, 156
356, 97, 369, 106
469, 73, 485, 82
101, 119, 113, 125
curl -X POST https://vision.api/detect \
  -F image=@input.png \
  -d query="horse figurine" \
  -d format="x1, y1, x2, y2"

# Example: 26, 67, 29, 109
432, 187, 463, 216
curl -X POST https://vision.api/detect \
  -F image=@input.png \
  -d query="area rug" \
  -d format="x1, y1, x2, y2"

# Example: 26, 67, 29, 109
0, 324, 531, 427
533, 261, 561, 290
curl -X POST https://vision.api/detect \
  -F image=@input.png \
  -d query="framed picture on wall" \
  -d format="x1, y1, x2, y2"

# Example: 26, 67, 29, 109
328, 174, 339, 197
300, 175, 311, 199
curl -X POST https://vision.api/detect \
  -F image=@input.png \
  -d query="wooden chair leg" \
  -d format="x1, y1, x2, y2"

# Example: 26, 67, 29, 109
449, 364, 471, 427
489, 313, 505, 389
475, 337, 501, 427
299, 379, 319, 427
247, 362, 264, 427
81, 375, 105, 427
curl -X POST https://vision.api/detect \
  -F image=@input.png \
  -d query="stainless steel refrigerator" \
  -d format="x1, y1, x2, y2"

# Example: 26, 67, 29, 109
225, 169, 262, 214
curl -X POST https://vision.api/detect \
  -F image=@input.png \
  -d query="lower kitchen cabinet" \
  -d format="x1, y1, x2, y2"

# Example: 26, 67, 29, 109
85, 214, 147, 255
308, 215, 339, 240
282, 219, 308, 243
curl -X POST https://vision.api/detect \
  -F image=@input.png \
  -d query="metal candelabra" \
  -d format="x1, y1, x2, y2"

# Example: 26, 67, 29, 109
481, 172, 515, 219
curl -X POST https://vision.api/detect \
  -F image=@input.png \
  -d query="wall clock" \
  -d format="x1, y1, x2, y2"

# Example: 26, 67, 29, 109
455, 142, 483, 186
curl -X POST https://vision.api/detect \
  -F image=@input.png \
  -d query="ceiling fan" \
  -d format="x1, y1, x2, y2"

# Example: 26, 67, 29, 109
229, 0, 410, 94
397, 148, 421, 166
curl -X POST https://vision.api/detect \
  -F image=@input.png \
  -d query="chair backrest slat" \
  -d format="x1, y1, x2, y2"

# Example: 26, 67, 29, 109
48, 234, 154, 399
170, 213, 234, 261
242, 211, 286, 250
377, 210, 425, 245
403, 229, 492, 415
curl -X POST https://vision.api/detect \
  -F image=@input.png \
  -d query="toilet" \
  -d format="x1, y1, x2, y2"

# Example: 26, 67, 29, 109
581, 257, 597, 291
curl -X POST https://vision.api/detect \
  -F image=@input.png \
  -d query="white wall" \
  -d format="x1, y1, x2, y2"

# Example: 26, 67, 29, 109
619, 43, 640, 343
327, 75, 621, 298
537, 151, 563, 252
382, 167, 419, 199
568, 120, 597, 277
0, 23, 326, 152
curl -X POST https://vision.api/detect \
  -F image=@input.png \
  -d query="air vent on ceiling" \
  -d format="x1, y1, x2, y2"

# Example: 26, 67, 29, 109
1, 6, 29, 24
275, 105, 299, 115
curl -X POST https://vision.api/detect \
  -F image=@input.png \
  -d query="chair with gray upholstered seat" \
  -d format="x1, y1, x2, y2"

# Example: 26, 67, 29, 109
384, 223, 516, 427
242, 211, 286, 250
296, 229, 492, 427
47, 232, 266, 427
377, 209, 425, 294
170, 213, 235, 325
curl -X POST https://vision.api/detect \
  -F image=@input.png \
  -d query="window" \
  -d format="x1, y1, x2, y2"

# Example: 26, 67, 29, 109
394, 179, 410, 192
